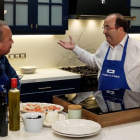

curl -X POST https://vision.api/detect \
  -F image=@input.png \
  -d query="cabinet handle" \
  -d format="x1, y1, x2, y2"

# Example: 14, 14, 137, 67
38, 87, 51, 90
31, 24, 33, 28
36, 24, 38, 28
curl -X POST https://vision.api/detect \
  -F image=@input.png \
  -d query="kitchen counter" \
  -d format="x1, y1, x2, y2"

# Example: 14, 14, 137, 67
1, 112, 140, 140
16, 68, 81, 84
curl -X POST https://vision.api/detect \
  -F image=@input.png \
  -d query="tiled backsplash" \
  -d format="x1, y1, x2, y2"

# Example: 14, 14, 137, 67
7, 19, 140, 71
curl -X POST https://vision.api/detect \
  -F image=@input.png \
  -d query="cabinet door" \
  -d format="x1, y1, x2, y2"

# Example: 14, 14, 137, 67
4, 0, 68, 34
128, 0, 140, 33
0, 0, 4, 20
4, 0, 33, 34
34, 0, 68, 33
20, 91, 53, 103
20, 79, 80, 103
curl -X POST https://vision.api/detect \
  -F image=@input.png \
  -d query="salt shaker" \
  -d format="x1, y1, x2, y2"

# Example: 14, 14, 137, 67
68, 105, 82, 119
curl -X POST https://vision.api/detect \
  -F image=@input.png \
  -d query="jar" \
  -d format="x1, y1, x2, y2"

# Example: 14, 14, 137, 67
68, 105, 82, 119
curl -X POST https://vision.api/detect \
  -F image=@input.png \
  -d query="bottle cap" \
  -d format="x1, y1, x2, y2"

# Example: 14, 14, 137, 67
11, 78, 17, 88
68, 105, 82, 110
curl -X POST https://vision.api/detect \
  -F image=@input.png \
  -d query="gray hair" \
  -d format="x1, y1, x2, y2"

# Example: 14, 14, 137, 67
0, 20, 7, 42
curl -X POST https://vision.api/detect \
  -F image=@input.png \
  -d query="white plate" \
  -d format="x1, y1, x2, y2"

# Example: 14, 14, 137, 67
20, 102, 64, 113
52, 119, 101, 135
52, 128, 101, 137
43, 114, 65, 127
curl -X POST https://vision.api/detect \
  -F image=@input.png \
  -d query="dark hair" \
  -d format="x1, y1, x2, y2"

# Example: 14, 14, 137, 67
0, 20, 7, 42
108, 13, 128, 33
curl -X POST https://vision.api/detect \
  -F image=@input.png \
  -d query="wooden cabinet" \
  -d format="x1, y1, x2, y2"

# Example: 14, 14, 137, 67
20, 79, 81, 103
4, 0, 68, 34
127, 0, 140, 33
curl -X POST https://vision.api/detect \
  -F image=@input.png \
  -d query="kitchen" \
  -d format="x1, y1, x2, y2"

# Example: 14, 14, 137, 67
1, 0, 140, 139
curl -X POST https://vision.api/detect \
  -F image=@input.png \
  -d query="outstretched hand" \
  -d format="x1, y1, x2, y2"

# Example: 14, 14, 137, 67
57, 35, 75, 50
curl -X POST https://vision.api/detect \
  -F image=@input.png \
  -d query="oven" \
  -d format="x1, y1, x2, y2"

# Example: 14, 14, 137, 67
59, 65, 100, 111
60, 66, 98, 92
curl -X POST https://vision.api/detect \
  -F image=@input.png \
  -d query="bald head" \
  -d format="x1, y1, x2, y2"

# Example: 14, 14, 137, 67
0, 20, 7, 42
107, 13, 128, 33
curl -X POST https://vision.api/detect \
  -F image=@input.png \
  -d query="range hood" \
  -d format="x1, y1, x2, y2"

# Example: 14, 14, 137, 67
69, 0, 136, 20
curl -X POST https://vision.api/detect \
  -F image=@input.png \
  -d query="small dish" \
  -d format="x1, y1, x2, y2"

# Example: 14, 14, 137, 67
20, 66, 36, 74
43, 114, 65, 127
21, 112, 45, 132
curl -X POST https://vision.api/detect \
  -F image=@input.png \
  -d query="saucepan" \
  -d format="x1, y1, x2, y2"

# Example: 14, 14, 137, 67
79, 95, 99, 109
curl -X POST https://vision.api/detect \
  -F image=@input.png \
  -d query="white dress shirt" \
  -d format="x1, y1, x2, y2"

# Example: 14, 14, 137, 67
73, 34, 140, 93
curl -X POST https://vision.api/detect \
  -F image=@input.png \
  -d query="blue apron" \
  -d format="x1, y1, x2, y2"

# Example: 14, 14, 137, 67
0, 63, 9, 103
98, 36, 130, 111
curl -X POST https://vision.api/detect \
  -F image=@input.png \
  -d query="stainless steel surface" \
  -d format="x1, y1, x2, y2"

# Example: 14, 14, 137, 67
79, 95, 99, 109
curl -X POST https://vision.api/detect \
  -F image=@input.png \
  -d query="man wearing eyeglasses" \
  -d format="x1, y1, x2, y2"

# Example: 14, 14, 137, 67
58, 13, 140, 112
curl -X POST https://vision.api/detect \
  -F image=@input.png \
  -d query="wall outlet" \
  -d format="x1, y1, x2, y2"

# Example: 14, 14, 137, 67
20, 53, 26, 59
9, 54, 14, 59
15, 54, 20, 59
8, 53, 26, 59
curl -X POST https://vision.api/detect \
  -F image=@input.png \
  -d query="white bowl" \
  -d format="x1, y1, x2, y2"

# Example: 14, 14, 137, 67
21, 112, 45, 132
20, 66, 36, 74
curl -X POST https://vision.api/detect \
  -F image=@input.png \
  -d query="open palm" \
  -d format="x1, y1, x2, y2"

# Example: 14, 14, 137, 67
57, 35, 75, 50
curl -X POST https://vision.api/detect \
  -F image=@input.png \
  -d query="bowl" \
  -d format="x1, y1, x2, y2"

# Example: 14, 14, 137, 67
20, 66, 36, 74
21, 112, 45, 132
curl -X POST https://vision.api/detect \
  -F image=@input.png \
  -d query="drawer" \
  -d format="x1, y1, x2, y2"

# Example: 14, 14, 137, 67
21, 79, 81, 95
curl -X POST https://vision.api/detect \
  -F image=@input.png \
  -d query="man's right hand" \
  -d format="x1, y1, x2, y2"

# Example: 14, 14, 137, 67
57, 35, 75, 50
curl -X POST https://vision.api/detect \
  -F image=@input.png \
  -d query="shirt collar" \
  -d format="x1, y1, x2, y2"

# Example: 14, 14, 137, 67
119, 34, 128, 47
0, 55, 5, 60
107, 34, 128, 49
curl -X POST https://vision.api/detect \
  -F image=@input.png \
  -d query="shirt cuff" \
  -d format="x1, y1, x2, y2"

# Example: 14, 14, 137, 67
73, 45, 82, 54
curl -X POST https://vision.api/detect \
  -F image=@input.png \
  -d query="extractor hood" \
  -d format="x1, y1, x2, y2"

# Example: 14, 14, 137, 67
69, 0, 136, 20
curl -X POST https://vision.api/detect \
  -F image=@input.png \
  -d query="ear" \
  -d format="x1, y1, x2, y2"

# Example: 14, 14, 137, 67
118, 27, 124, 34
0, 43, 2, 50
119, 27, 124, 32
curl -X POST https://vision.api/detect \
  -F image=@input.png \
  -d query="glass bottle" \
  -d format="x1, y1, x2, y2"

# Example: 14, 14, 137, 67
0, 91, 8, 136
8, 78, 20, 131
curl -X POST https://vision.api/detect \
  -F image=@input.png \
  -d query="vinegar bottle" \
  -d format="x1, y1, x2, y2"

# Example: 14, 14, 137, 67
8, 78, 20, 131
0, 91, 8, 136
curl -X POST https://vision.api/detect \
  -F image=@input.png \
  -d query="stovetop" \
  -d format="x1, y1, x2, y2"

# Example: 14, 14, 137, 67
61, 66, 98, 92
60, 66, 98, 76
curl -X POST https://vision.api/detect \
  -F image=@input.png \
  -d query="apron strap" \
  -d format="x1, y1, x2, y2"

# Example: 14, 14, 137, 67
121, 36, 129, 62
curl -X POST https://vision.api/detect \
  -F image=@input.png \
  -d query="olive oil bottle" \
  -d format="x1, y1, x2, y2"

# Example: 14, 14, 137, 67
8, 78, 20, 131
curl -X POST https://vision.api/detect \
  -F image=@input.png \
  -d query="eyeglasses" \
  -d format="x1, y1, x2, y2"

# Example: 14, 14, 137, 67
102, 26, 116, 30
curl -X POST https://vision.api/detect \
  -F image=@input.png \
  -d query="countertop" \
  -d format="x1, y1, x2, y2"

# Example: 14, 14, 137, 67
16, 68, 81, 84
1, 112, 140, 140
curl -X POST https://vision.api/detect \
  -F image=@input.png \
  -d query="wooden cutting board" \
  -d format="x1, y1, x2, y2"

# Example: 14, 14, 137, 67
53, 96, 140, 127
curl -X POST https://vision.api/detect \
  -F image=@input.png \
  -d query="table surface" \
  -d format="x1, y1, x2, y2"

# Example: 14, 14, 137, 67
1, 112, 140, 140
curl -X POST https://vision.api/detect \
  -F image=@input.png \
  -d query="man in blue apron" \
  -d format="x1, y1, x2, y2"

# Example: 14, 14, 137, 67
57, 13, 140, 112
0, 20, 20, 100
97, 35, 130, 111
